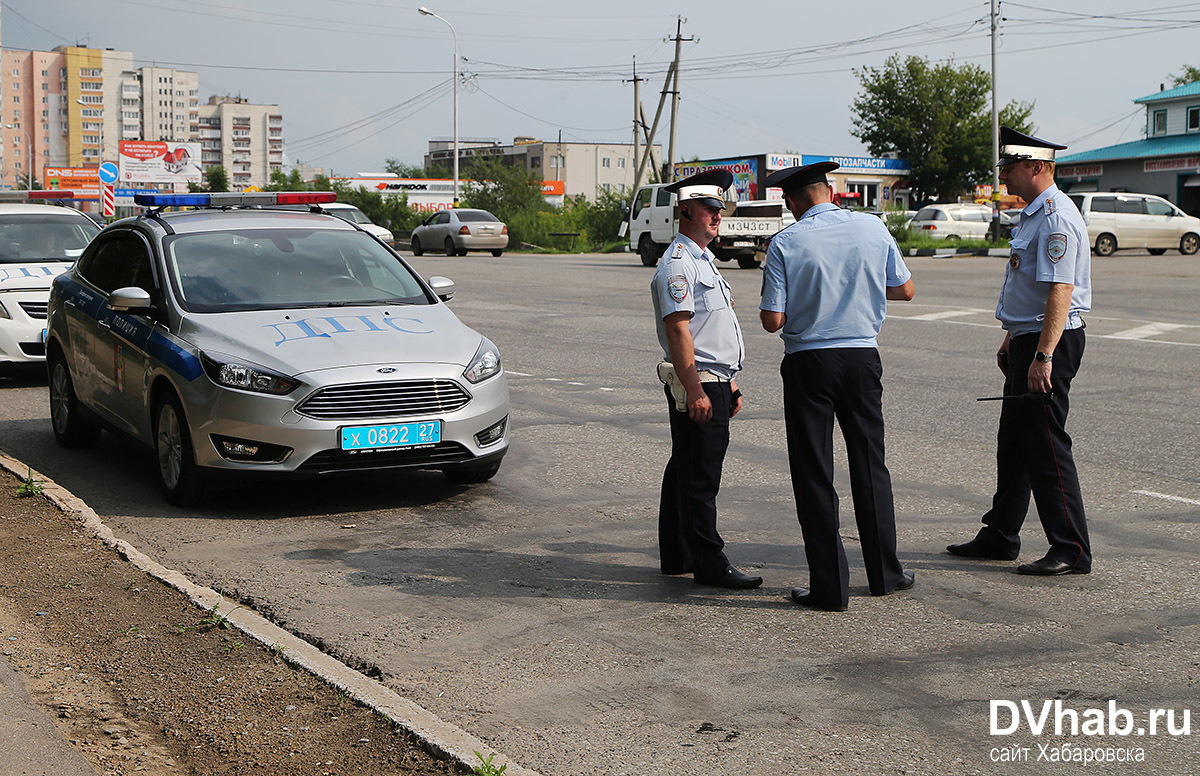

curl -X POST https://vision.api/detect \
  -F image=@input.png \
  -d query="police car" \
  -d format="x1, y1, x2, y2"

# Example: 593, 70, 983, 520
45, 192, 509, 505
0, 191, 100, 373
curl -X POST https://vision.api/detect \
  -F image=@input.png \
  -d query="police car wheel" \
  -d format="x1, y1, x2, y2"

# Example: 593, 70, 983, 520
153, 392, 205, 506
48, 354, 100, 448
442, 460, 501, 484
411, 236, 424, 256
1095, 234, 1117, 257
1181, 234, 1199, 255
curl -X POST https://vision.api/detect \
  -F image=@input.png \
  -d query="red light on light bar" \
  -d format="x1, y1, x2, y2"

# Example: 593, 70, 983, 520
275, 192, 337, 205
0, 190, 76, 201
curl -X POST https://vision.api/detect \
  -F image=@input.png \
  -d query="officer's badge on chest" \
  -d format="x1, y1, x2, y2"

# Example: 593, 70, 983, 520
1009, 253, 1020, 269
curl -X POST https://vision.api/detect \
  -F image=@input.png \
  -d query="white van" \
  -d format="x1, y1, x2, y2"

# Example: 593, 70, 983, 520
1066, 192, 1200, 256
910, 203, 993, 240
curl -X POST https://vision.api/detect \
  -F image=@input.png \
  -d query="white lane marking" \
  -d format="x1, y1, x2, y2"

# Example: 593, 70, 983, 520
1133, 490, 1200, 507
897, 308, 989, 321
1107, 323, 1190, 340
506, 371, 532, 377
599, 387, 615, 392
567, 382, 586, 386
545, 377, 563, 382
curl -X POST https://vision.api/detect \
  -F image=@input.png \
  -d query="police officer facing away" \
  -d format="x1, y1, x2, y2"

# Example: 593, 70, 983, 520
948, 127, 1093, 576
759, 162, 915, 611
651, 169, 761, 590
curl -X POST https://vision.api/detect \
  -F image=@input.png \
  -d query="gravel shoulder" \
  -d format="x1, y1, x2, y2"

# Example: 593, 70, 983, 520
0, 466, 460, 776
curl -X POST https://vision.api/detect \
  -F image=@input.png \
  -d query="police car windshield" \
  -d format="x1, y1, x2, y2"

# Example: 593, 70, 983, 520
164, 228, 431, 313
0, 214, 100, 263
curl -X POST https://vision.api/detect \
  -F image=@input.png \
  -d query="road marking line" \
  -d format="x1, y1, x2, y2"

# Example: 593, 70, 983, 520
1133, 489, 1200, 507
901, 309, 989, 321
545, 377, 563, 382
567, 382, 586, 386
506, 371, 532, 377
1107, 323, 1190, 340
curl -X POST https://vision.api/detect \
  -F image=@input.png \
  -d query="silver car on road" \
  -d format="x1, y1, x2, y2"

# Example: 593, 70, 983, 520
45, 192, 508, 504
410, 208, 509, 257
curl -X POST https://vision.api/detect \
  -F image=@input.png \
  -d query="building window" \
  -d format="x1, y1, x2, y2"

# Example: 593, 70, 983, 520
41, 83, 48, 90
602, 157, 611, 168
1153, 109, 1167, 136
1188, 106, 1200, 133
617, 157, 626, 169
601, 183, 611, 192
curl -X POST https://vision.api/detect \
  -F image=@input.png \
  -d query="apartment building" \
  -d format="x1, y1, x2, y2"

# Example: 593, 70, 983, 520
196, 96, 283, 189
137, 66, 198, 142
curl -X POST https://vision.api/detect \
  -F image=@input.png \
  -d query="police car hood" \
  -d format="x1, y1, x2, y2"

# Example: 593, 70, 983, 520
178, 304, 481, 376
0, 261, 72, 291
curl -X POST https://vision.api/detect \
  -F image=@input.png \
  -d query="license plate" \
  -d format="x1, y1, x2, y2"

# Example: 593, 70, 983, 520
340, 421, 441, 451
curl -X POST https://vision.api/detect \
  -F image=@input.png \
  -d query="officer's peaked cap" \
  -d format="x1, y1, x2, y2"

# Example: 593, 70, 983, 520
997, 126, 1067, 167
763, 161, 839, 195
665, 168, 734, 209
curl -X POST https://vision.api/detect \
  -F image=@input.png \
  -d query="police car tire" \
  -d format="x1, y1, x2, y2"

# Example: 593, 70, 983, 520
1181, 234, 1199, 255
411, 236, 424, 256
1095, 234, 1117, 257
48, 354, 100, 448
153, 392, 205, 506
442, 460, 501, 484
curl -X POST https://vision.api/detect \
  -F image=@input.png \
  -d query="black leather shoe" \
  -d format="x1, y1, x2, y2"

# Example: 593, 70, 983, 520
893, 569, 915, 592
789, 588, 847, 612
1017, 557, 1090, 576
947, 536, 1019, 561
694, 566, 763, 589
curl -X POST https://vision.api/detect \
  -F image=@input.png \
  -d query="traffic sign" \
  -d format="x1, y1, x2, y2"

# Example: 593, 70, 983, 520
98, 162, 119, 184
101, 183, 115, 217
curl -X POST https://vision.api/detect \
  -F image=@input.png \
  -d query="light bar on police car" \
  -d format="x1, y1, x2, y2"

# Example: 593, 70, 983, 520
133, 192, 337, 208
0, 190, 77, 201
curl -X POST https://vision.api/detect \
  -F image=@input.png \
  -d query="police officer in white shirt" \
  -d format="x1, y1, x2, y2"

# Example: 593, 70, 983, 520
947, 126, 1093, 576
651, 169, 760, 590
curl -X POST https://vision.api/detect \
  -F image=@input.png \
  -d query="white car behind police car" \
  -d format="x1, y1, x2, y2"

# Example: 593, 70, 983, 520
45, 192, 508, 504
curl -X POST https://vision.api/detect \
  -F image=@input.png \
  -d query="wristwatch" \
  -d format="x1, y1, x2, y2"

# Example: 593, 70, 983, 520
1034, 351, 1054, 363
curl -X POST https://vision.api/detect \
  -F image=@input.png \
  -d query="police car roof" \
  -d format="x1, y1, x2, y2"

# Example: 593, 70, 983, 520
136, 207, 360, 235
0, 203, 97, 219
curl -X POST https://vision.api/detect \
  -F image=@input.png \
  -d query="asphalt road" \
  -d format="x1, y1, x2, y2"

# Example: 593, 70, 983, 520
2, 248, 1199, 775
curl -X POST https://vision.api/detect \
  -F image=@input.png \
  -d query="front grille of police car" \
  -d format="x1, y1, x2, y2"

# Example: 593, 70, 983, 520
18, 301, 48, 319
296, 379, 470, 420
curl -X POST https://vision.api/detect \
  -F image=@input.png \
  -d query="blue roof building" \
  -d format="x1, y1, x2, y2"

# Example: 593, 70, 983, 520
1057, 81, 1200, 215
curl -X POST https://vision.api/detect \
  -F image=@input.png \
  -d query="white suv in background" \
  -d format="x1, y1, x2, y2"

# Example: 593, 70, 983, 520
910, 203, 993, 240
1066, 192, 1200, 256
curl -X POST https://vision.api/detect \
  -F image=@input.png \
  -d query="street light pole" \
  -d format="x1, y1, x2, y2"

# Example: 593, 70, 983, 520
5, 124, 31, 190
419, 6, 459, 205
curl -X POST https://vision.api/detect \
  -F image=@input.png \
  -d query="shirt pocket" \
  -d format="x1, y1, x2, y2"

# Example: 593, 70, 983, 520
694, 274, 728, 312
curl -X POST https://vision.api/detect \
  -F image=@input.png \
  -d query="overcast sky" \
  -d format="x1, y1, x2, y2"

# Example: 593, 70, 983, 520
3, 0, 1198, 178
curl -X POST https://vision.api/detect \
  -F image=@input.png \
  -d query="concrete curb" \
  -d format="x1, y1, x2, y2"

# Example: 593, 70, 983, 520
0, 452, 541, 776
906, 247, 1011, 258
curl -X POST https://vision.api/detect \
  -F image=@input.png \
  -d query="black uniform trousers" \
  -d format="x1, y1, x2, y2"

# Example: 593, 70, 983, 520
781, 348, 905, 607
980, 329, 1090, 569
658, 381, 732, 576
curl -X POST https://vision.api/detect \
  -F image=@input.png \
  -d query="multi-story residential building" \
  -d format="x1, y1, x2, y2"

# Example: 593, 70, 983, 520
137, 66, 198, 142
195, 95, 283, 189
424, 136, 659, 200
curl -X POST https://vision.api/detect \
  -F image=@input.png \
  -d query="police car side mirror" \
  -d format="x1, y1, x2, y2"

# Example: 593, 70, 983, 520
107, 286, 154, 312
427, 275, 456, 302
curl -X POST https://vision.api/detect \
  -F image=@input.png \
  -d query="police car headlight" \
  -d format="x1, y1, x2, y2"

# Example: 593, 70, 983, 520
201, 352, 299, 395
463, 337, 501, 384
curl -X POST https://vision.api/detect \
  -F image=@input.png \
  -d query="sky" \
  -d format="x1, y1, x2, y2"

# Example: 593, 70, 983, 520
2, 0, 1198, 179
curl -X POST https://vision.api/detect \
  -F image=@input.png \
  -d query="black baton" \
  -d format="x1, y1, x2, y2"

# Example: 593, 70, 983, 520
976, 392, 1057, 405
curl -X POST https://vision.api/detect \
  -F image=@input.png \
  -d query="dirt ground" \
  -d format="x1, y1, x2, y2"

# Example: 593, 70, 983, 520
0, 467, 462, 776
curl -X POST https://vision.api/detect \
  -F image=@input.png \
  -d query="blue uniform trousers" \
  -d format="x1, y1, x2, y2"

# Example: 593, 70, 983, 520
781, 348, 905, 607
658, 382, 732, 575
980, 329, 1091, 569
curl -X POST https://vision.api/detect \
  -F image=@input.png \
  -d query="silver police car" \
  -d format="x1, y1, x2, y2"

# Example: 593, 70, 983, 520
45, 192, 508, 504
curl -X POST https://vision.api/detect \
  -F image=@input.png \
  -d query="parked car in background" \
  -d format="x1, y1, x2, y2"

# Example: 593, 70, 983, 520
911, 203, 993, 240
1066, 192, 1200, 256
268, 202, 394, 247
44, 192, 509, 505
410, 209, 509, 257
0, 192, 100, 373
999, 208, 1023, 238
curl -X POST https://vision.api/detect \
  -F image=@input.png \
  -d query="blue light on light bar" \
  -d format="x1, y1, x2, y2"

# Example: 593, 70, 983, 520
135, 193, 212, 207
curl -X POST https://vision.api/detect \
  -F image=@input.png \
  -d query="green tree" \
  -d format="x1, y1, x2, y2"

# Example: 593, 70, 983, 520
264, 168, 309, 191
1170, 64, 1200, 87
328, 180, 420, 234
460, 157, 551, 246
851, 55, 1033, 202
383, 158, 453, 179
203, 166, 230, 192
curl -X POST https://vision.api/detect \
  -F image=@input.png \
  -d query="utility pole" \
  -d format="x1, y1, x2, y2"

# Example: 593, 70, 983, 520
631, 57, 641, 189
990, 0, 1001, 241
663, 16, 692, 184
632, 59, 674, 194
